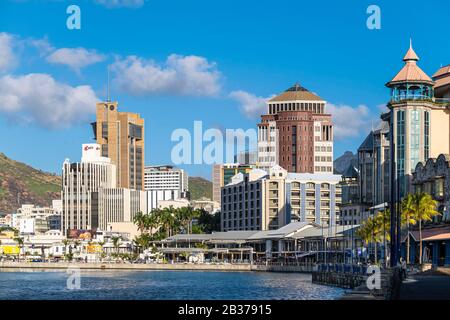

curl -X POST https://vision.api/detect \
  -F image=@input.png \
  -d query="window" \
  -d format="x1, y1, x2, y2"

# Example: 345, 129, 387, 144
410, 110, 420, 171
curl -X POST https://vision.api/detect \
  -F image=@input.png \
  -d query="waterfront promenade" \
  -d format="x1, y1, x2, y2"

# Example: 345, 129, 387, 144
400, 270, 450, 300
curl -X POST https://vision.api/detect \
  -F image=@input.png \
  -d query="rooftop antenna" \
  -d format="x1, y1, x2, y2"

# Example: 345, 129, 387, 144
107, 65, 111, 102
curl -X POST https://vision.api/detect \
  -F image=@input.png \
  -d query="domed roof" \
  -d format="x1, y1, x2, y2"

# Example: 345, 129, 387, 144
387, 41, 433, 86
269, 83, 323, 102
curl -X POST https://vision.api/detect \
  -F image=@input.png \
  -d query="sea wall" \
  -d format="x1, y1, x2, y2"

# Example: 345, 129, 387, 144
312, 267, 402, 300
251, 264, 316, 273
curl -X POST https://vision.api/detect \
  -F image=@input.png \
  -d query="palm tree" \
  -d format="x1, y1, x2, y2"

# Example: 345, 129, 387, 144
375, 209, 391, 266
410, 193, 440, 264
356, 214, 383, 264
160, 207, 176, 237
62, 239, 70, 256
133, 233, 151, 254
133, 211, 147, 235
401, 194, 418, 264
111, 236, 121, 255
13, 236, 24, 262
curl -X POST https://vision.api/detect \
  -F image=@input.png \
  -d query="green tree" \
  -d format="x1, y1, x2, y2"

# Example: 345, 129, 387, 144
196, 210, 221, 233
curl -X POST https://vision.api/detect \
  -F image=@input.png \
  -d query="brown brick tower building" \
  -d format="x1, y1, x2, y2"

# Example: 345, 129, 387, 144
257, 84, 333, 173
92, 101, 145, 190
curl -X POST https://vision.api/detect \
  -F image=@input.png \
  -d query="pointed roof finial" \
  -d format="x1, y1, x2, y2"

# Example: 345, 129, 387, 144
403, 37, 419, 62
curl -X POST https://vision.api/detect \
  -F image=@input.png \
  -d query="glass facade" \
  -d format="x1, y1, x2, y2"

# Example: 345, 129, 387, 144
410, 109, 420, 171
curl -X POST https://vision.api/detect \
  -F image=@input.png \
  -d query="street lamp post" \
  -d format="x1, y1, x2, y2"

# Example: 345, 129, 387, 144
388, 107, 397, 268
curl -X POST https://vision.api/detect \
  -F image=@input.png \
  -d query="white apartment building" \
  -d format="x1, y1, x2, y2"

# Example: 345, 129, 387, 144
14, 204, 62, 234
144, 165, 188, 210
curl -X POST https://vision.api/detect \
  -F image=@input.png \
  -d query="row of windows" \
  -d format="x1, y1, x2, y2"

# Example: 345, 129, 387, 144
315, 146, 333, 152
269, 102, 325, 114
315, 156, 332, 162
315, 166, 333, 172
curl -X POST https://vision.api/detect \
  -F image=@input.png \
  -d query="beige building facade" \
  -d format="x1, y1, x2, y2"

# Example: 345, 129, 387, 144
221, 165, 341, 231
92, 101, 145, 190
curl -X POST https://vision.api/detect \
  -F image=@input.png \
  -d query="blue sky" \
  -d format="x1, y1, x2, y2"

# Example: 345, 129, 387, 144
0, 0, 449, 179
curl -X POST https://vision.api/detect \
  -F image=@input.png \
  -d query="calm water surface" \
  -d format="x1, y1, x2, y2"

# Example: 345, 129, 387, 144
0, 270, 345, 300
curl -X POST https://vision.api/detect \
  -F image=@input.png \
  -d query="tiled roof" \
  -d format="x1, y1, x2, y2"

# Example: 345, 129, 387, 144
389, 63, 433, 84
433, 65, 450, 89
388, 45, 433, 85
404, 226, 450, 242
269, 83, 323, 102
432, 65, 450, 79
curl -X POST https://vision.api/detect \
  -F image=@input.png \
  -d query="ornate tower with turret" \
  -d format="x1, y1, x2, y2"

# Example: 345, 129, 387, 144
384, 42, 450, 196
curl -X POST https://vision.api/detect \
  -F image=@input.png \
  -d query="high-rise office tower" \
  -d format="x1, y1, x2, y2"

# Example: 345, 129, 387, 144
257, 84, 334, 173
62, 144, 117, 235
92, 101, 145, 190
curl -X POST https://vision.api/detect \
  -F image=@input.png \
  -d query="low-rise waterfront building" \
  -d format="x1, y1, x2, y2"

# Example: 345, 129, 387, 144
157, 221, 360, 264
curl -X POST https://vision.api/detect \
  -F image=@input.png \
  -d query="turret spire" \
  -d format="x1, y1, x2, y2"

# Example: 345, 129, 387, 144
403, 38, 419, 62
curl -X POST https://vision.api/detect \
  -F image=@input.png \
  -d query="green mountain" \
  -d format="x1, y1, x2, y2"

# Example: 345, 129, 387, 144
0, 153, 61, 214
188, 176, 212, 200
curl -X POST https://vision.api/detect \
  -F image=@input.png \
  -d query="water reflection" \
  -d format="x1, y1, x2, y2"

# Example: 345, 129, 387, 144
0, 271, 344, 300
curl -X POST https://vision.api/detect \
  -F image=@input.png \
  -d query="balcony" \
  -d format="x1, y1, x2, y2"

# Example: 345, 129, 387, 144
269, 191, 278, 199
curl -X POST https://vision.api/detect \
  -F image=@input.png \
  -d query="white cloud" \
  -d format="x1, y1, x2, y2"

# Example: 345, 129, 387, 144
326, 103, 377, 140
94, 0, 145, 8
229, 90, 273, 119
0, 73, 98, 129
27, 37, 54, 57
111, 54, 221, 96
0, 33, 17, 72
46, 48, 106, 72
